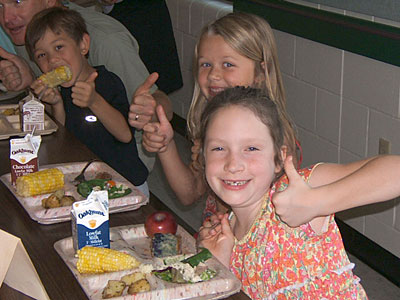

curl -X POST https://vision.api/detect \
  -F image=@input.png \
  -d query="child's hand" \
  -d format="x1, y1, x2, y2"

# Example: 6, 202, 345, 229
30, 79, 62, 105
189, 139, 202, 173
142, 105, 174, 153
198, 214, 234, 268
129, 73, 158, 130
272, 156, 316, 227
71, 72, 98, 108
198, 213, 225, 239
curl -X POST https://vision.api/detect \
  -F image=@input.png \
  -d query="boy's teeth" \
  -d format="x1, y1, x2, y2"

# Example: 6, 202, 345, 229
224, 180, 247, 186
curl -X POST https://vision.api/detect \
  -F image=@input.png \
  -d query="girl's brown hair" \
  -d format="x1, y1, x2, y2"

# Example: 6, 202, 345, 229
25, 7, 88, 61
188, 12, 298, 164
199, 87, 286, 175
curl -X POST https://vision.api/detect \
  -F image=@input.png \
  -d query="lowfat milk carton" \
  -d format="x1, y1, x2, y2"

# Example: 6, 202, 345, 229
71, 190, 110, 251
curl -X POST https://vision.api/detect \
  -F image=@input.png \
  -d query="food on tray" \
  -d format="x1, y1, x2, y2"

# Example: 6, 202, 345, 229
145, 211, 177, 238
38, 65, 72, 88
152, 248, 216, 284
77, 179, 131, 199
127, 278, 151, 295
95, 171, 112, 180
102, 280, 126, 299
16, 168, 64, 197
121, 272, 146, 285
2, 107, 19, 116
151, 233, 181, 258
60, 195, 75, 206
41, 189, 76, 208
101, 272, 150, 299
77, 246, 140, 274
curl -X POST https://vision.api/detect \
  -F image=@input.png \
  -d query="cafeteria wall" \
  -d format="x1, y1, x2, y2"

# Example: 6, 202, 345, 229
165, 0, 400, 259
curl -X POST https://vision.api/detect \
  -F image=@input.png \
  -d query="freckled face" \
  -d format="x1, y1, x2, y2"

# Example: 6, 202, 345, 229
33, 29, 89, 87
0, 0, 50, 46
204, 105, 282, 210
197, 34, 257, 100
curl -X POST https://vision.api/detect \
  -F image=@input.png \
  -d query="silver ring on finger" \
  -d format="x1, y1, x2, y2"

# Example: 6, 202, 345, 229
135, 114, 139, 121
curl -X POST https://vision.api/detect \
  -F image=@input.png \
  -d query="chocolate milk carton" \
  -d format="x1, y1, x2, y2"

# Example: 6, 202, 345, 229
71, 190, 110, 251
20, 93, 45, 132
9, 135, 41, 185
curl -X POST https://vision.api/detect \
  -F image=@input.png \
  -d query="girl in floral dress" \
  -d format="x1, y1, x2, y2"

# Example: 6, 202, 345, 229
198, 87, 400, 299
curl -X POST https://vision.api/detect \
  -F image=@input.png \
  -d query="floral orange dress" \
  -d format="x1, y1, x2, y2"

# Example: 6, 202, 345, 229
229, 165, 368, 300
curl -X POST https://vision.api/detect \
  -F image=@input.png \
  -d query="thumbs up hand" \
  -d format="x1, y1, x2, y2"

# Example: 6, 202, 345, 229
129, 72, 158, 130
272, 156, 317, 227
142, 105, 174, 153
71, 71, 98, 108
0, 47, 35, 91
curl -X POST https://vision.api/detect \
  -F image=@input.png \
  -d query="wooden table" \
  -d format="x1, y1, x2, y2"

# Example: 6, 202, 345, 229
0, 123, 249, 300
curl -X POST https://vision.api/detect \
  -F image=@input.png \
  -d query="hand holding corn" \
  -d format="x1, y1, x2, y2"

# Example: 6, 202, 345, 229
77, 246, 141, 274
38, 66, 72, 88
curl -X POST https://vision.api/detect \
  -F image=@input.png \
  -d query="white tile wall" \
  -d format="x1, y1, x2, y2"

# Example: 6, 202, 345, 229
341, 99, 369, 156
166, 0, 232, 117
166, 0, 400, 258
295, 37, 343, 94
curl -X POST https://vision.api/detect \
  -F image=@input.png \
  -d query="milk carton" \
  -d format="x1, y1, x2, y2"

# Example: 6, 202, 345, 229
9, 135, 41, 185
71, 190, 110, 251
20, 93, 45, 132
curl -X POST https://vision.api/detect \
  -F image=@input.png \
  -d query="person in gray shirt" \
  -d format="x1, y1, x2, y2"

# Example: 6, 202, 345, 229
0, 0, 172, 171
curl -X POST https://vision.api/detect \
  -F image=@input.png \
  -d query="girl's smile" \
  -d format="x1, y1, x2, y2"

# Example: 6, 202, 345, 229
197, 34, 257, 100
204, 105, 283, 211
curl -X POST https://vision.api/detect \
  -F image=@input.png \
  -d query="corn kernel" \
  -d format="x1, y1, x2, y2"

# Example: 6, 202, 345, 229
77, 246, 140, 274
16, 168, 64, 197
38, 66, 72, 88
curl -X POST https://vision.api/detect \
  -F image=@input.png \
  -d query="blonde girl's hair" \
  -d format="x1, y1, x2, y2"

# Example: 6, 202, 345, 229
187, 12, 298, 162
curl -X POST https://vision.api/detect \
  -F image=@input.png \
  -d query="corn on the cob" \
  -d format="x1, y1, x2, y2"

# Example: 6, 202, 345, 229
77, 246, 141, 274
38, 65, 72, 88
16, 168, 64, 197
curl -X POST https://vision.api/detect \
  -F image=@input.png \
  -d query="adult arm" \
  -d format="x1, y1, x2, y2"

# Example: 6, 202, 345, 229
272, 155, 400, 226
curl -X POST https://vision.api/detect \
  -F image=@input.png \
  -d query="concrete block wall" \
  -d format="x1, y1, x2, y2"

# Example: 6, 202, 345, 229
166, 0, 400, 258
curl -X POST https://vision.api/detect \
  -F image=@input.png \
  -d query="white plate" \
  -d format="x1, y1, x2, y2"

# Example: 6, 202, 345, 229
0, 162, 149, 224
54, 224, 242, 299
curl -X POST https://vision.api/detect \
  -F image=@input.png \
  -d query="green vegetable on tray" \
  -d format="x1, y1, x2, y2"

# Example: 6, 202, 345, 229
153, 248, 216, 283
181, 247, 213, 267
77, 179, 132, 199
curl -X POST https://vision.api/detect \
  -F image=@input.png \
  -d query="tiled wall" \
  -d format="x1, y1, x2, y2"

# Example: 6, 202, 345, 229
165, 0, 233, 116
165, 0, 400, 258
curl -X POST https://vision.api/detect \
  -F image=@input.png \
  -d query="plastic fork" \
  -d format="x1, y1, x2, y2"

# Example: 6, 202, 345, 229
72, 159, 98, 185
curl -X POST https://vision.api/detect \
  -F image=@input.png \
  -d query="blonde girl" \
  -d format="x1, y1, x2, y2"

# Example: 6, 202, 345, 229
187, 12, 297, 155
140, 12, 300, 220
